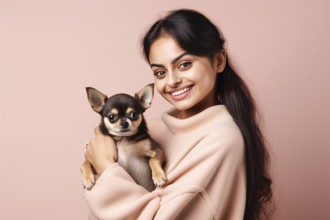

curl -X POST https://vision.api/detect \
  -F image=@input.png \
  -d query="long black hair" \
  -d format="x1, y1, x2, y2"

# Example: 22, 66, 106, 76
142, 9, 273, 220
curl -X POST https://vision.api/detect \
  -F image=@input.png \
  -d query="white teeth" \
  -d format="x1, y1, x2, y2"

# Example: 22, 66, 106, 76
172, 86, 192, 96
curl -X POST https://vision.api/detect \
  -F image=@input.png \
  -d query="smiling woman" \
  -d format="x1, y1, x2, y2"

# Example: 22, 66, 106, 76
148, 36, 226, 119
83, 9, 273, 220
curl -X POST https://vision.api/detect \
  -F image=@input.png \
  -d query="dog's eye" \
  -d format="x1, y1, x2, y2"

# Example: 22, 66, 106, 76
108, 114, 118, 123
129, 111, 139, 120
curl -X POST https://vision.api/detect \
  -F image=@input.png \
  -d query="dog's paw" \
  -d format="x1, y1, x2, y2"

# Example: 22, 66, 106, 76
152, 169, 167, 187
82, 173, 95, 190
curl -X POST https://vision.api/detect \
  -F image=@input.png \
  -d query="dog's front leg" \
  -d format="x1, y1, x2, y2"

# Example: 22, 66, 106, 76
80, 159, 95, 190
146, 148, 167, 187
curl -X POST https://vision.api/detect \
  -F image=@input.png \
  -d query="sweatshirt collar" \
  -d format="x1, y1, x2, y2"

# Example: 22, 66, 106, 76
161, 105, 231, 138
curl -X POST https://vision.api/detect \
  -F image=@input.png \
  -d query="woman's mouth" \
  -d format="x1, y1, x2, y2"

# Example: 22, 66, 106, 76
169, 85, 193, 100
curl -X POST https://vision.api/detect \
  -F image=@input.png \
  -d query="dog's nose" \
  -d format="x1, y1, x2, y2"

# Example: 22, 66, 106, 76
121, 121, 129, 129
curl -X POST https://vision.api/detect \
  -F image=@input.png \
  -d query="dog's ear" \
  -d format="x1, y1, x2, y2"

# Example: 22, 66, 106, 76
135, 83, 154, 110
86, 87, 108, 113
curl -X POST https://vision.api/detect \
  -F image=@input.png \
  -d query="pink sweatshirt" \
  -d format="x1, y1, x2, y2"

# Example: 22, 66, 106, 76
84, 105, 246, 220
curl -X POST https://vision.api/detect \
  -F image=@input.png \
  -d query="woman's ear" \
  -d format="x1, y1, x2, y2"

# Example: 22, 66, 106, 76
214, 50, 227, 73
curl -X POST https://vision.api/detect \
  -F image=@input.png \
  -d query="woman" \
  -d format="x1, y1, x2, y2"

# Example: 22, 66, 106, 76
84, 9, 273, 220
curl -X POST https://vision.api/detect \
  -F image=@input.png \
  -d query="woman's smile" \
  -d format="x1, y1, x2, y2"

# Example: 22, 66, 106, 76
169, 85, 194, 100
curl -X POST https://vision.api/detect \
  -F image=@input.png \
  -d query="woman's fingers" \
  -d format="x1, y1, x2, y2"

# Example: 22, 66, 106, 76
84, 129, 117, 175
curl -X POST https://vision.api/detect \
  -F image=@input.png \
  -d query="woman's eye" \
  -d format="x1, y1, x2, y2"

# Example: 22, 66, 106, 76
129, 111, 139, 120
108, 114, 118, 123
178, 62, 191, 70
154, 70, 166, 79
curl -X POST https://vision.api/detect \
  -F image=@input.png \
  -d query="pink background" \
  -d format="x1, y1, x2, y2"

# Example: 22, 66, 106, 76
1, 0, 329, 219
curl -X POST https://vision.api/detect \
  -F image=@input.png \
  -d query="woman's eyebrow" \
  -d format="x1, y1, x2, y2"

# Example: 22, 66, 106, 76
150, 52, 189, 68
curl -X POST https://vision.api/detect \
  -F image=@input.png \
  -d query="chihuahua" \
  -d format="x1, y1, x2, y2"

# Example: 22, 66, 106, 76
81, 84, 166, 192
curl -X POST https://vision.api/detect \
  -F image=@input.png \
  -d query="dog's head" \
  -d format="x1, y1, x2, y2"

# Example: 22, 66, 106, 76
86, 84, 154, 137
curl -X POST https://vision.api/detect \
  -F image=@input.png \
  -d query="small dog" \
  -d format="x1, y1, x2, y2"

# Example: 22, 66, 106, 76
81, 84, 166, 191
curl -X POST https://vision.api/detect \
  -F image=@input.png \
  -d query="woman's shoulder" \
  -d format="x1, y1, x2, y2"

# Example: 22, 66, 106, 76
201, 107, 245, 159
198, 105, 243, 143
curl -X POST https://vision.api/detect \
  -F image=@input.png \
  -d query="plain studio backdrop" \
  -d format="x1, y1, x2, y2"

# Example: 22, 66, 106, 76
1, 0, 329, 219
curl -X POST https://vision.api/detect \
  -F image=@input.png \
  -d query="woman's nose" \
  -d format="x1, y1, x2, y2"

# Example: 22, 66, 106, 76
167, 71, 182, 87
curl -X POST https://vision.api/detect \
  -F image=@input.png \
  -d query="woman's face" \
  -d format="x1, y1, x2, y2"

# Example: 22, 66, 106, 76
148, 34, 226, 119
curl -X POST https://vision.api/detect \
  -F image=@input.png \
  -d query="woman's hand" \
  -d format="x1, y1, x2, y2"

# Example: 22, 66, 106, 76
85, 127, 117, 175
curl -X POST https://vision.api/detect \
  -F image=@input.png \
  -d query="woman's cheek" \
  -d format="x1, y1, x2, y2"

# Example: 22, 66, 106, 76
155, 80, 165, 94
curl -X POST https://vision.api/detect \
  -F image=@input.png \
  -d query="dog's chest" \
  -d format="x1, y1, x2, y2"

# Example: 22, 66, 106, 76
116, 138, 152, 165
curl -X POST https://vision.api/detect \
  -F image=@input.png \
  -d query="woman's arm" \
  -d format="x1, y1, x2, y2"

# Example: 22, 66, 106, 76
84, 128, 160, 219
84, 164, 161, 220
